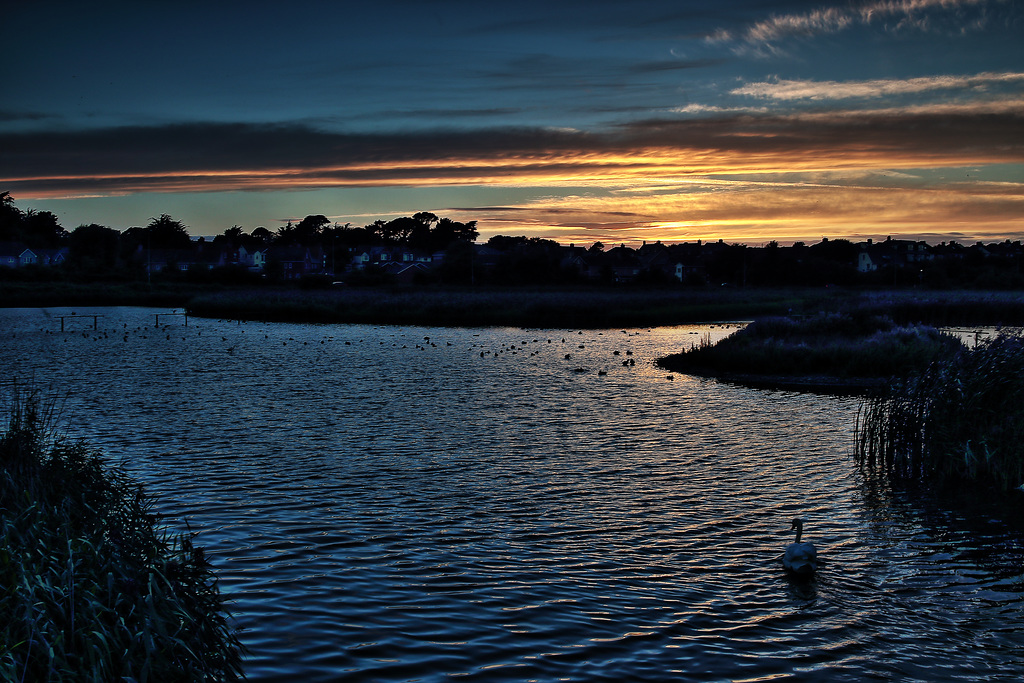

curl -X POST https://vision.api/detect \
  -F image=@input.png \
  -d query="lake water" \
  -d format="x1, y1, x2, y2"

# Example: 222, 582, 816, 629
3, 306, 1023, 681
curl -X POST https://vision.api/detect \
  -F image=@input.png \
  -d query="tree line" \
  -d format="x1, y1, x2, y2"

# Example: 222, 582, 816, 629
3, 191, 1023, 290
0, 192, 479, 277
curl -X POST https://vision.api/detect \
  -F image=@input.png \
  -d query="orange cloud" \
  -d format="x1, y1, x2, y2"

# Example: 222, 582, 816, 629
459, 177, 1024, 246
3, 112, 1022, 245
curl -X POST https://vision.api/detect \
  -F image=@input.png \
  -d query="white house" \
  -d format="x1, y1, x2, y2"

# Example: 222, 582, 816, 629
0, 242, 38, 267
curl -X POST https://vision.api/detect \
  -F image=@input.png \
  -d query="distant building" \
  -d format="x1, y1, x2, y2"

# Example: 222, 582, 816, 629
0, 242, 37, 267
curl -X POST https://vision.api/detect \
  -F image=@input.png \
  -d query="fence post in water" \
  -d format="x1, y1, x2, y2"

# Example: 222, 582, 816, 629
57, 314, 101, 331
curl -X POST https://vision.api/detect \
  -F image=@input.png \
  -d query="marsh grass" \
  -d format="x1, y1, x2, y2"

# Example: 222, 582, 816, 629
851, 290, 1024, 326
856, 331, 1024, 492
0, 385, 244, 682
658, 312, 964, 383
186, 286, 826, 328
0, 281, 206, 308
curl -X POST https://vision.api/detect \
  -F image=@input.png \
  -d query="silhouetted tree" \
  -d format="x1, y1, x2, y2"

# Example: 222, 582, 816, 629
0, 192, 24, 241
366, 220, 388, 243
429, 218, 478, 250
381, 216, 422, 244
706, 242, 748, 286
275, 221, 296, 245
0, 195, 67, 248
487, 235, 529, 251
412, 211, 439, 227
21, 209, 67, 249
290, 214, 331, 246
68, 224, 121, 272
327, 223, 371, 248
250, 227, 274, 245
490, 237, 565, 285
145, 214, 191, 249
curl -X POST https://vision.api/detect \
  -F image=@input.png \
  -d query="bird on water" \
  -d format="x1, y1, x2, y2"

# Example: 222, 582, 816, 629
783, 518, 818, 577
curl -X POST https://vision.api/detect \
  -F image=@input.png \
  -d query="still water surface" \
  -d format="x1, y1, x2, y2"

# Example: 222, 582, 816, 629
3, 306, 1023, 681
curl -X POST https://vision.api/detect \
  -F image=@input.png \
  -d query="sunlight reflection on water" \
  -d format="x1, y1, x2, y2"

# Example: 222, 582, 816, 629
3, 307, 1023, 682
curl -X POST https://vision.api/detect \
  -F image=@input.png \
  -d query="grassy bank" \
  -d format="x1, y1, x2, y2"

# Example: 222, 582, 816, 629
856, 331, 1024, 492
0, 389, 244, 681
179, 286, 1024, 329
6, 281, 1024, 329
185, 286, 839, 328
657, 312, 964, 393
0, 281, 205, 308
844, 290, 1024, 326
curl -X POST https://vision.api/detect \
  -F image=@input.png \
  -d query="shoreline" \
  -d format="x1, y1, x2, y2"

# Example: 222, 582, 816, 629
4, 281, 1024, 329
659, 364, 889, 395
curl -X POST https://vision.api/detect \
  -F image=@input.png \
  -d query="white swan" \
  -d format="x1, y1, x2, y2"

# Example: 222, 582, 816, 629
783, 518, 817, 576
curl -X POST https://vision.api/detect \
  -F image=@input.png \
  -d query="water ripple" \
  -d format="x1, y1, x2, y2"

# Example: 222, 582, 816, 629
3, 309, 1023, 681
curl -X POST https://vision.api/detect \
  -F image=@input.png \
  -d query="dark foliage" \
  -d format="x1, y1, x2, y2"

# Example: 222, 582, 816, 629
856, 331, 1024, 492
1, 387, 245, 681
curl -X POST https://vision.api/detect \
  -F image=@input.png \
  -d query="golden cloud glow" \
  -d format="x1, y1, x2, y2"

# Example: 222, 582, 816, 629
459, 176, 1024, 246
732, 73, 1024, 101
8, 138, 1020, 198
3, 107, 1022, 245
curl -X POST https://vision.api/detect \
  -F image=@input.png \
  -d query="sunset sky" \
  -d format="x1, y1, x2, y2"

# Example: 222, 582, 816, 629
3, 0, 1022, 246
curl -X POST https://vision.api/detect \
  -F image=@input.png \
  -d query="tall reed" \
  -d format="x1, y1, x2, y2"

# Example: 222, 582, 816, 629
856, 331, 1024, 492
659, 312, 963, 381
1, 385, 245, 682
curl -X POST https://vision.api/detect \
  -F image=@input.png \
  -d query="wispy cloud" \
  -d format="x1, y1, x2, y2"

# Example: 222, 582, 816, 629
732, 71, 1024, 101
465, 176, 1024, 246
3, 108, 1022, 199
711, 0, 992, 53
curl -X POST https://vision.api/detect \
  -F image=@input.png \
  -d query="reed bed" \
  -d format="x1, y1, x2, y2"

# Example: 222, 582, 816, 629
850, 290, 1024, 326
856, 330, 1024, 492
659, 312, 963, 382
0, 387, 244, 682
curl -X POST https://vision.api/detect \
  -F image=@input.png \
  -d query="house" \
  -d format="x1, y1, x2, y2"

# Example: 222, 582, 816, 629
267, 245, 323, 279
145, 248, 201, 273
857, 237, 933, 273
0, 242, 37, 268
240, 245, 266, 272
351, 245, 391, 269
559, 244, 593, 278
351, 245, 436, 271
637, 240, 675, 279
35, 247, 69, 267
857, 244, 879, 273
220, 244, 268, 272
601, 244, 642, 282
382, 261, 432, 284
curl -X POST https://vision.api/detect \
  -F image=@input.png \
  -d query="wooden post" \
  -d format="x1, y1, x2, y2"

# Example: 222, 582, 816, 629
58, 314, 102, 331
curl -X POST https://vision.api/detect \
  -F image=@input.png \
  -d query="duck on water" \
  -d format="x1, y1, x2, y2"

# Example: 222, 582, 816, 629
783, 518, 818, 577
